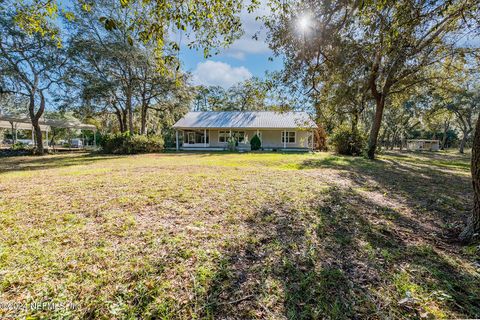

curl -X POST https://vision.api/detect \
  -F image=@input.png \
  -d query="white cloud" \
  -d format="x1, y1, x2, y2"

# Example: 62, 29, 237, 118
192, 61, 252, 88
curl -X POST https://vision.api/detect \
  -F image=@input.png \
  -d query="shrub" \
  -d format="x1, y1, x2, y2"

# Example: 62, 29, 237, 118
100, 133, 164, 154
330, 126, 366, 156
250, 134, 261, 151
226, 136, 237, 151
11, 142, 27, 151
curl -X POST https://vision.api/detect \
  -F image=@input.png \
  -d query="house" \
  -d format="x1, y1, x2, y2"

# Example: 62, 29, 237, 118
172, 111, 317, 151
406, 139, 440, 151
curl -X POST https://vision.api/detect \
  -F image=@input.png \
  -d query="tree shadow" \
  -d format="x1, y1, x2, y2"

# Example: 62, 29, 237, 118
0, 153, 123, 174
298, 154, 472, 237
196, 185, 479, 319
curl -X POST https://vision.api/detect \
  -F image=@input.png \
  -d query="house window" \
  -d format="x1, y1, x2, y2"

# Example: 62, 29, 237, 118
281, 131, 296, 143
219, 131, 229, 143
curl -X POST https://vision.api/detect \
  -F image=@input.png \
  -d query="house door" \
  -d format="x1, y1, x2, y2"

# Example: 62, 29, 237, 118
187, 132, 195, 144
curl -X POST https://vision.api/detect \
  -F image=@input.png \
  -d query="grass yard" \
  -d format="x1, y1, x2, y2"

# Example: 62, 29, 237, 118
0, 150, 478, 319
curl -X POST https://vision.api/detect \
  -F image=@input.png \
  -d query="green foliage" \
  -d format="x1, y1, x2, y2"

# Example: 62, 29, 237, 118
250, 134, 261, 151
193, 77, 272, 112
100, 133, 164, 154
330, 126, 366, 156
10, 142, 27, 151
226, 136, 237, 151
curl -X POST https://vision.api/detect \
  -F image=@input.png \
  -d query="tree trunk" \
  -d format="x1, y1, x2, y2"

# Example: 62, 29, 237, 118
32, 119, 44, 154
28, 91, 45, 155
114, 109, 124, 133
351, 109, 359, 132
140, 100, 147, 135
459, 132, 467, 154
441, 121, 449, 150
126, 86, 134, 135
10, 122, 16, 144
391, 132, 397, 150
367, 95, 386, 159
459, 115, 480, 242
385, 131, 391, 149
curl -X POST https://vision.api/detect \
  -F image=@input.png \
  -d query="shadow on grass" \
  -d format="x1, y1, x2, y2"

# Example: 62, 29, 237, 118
197, 186, 480, 319
0, 152, 124, 174
299, 153, 471, 237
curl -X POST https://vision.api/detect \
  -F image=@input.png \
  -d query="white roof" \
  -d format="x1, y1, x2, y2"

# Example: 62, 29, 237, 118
173, 111, 317, 129
0, 120, 50, 131
407, 139, 439, 142
0, 115, 96, 131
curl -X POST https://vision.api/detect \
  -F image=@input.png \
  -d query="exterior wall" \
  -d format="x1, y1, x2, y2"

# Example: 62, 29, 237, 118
209, 130, 220, 147
407, 140, 440, 151
182, 129, 312, 150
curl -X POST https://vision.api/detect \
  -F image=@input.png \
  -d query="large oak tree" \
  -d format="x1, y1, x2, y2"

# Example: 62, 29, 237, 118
264, 0, 479, 159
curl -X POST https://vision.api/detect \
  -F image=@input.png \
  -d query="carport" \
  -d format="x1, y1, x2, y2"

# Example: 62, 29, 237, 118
0, 115, 97, 148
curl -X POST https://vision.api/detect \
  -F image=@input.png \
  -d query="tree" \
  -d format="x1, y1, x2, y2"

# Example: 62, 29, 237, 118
265, 0, 479, 158
425, 107, 454, 150
0, 13, 66, 154
8, 0, 254, 59
226, 77, 269, 111
447, 89, 479, 153
67, 0, 194, 135
192, 78, 272, 111
382, 96, 422, 150
460, 112, 480, 242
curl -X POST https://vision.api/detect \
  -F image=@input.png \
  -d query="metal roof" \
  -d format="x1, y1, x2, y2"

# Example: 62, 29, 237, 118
173, 111, 317, 129
0, 120, 50, 131
407, 139, 439, 142
0, 115, 96, 131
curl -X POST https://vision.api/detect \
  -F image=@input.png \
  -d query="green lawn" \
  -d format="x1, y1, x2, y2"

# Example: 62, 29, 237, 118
0, 150, 478, 319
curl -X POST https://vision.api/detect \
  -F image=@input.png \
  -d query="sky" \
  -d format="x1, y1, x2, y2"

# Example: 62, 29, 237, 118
178, 4, 284, 89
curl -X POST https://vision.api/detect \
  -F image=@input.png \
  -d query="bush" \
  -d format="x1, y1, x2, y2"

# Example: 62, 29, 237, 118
250, 134, 261, 151
100, 133, 164, 154
11, 142, 27, 151
330, 126, 366, 156
226, 136, 237, 151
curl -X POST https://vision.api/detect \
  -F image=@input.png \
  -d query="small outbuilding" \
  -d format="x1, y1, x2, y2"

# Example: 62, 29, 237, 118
406, 139, 440, 151
0, 114, 97, 149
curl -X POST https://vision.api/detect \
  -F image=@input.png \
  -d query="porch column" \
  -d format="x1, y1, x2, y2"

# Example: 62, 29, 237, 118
312, 130, 315, 150
93, 130, 97, 148
283, 129, 286, 149
204, 129, 207, 148
46, 128, 49, 148
175, 130, 179, 151
257, 129, 260, 142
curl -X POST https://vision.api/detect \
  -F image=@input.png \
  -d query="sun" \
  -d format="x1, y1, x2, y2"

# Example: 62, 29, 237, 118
298, 15, 311, 31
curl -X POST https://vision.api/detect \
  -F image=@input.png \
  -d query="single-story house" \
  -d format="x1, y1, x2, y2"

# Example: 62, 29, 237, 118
406, 139, 440, 151
172, 111, 317, 151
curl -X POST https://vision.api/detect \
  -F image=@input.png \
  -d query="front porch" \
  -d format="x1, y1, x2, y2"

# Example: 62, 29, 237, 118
175, 128, 314, 151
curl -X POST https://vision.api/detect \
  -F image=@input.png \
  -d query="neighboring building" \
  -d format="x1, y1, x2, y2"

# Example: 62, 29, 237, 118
406, 139, 440, 151
0, 114, 97, 148
172, 111, 317, 151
